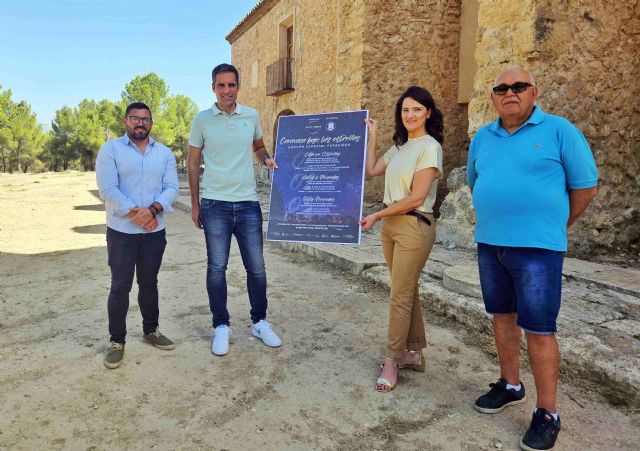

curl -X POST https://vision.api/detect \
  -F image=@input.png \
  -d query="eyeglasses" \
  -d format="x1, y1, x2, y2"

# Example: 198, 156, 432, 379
127, 116, 153, 125
492, 82, 533, 96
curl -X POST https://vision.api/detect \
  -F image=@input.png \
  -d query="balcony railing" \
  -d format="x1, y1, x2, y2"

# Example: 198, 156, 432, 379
266, 58, 294, 96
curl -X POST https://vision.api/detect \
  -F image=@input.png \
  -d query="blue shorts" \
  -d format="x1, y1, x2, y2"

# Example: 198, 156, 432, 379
477, 243, 565, 334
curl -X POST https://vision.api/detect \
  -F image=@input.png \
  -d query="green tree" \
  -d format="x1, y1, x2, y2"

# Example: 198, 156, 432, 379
7, 100, 45, 173
98, 99, 120, 141
47, 99, 118, 171
0, 85, 46, 172
3, 73, 197, 173
48, 106, 79, 170
121, 73, 168, 115
120, 74, 197, 165
0, 84, 14, 172
75, 100, 102, 170
41, 133, 62, 172
154, 94, 198, 165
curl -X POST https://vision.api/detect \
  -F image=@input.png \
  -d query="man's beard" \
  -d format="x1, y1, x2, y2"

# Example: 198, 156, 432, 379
131, 127, 150, 141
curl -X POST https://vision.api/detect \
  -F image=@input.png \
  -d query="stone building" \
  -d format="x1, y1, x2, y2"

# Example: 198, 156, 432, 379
226, 0, 640, 256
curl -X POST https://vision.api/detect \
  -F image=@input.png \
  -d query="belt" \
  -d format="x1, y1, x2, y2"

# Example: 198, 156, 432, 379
406, 211, 432, 226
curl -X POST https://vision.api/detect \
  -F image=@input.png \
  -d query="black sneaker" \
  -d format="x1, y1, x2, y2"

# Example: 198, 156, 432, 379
520, 408, 561, 450
474, 378, 526, 413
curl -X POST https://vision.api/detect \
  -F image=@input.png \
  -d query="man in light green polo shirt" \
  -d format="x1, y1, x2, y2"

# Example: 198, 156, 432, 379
187, 63, 281, 356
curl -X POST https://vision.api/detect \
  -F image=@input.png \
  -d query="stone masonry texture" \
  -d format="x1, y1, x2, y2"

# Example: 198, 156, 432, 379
362, 0, 469, 207
469, 0, 640, 255
229, 0, 363, 149
228, 0, 639, 256
229, 0, 469, 208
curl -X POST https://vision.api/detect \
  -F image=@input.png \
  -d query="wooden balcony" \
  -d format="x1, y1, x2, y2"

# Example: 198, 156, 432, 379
266, 58, 294, 96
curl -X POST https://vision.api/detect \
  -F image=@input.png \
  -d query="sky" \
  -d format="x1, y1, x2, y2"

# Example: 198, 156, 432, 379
0, 0, 259, 125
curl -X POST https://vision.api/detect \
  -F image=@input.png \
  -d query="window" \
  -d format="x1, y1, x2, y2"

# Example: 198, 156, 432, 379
266, 15, 295, 96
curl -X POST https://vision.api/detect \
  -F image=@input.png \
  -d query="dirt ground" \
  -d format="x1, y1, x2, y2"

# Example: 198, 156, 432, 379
0, 172, 638, 450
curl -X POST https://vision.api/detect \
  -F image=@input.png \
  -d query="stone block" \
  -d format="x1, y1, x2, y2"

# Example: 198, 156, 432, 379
443, 265, 482, 299
436, 166, 476, 249
271, 240, 386, 275
600, 319, 640, 337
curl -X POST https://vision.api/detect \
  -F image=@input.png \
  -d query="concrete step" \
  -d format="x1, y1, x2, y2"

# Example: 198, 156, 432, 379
267, 240, 386, 274
564, 257, 640, 299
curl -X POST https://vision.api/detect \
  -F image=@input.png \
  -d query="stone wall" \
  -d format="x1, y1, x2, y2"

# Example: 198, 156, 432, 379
469, 0, 640, 255
230, 0, 639, 255
230, 0, 468, 208
362, 0, 469, 204
230, 0, 364, 158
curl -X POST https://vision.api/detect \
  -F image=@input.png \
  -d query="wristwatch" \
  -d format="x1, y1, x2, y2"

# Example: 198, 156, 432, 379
262, 154, 271, 166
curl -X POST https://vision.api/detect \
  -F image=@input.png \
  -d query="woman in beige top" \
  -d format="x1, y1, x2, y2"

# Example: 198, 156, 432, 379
360, 86, 444, 392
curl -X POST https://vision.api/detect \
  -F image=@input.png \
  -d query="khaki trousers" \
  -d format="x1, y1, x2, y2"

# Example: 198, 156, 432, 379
380, 213, 435, 359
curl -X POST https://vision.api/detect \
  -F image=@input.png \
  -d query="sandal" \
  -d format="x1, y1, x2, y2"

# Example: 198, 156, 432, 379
376, 358, 398, 392
379, 351, 425, 373
399, 351, 425, 373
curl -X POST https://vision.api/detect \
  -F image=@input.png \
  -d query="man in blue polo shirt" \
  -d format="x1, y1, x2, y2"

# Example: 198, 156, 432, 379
187, 63, 281, 357
96, 102, 179, 369
467, 67, 597, 451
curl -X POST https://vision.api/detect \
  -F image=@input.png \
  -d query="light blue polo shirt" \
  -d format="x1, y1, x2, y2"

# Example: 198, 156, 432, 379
467, 107, 598, 251
189, 103, 262, 201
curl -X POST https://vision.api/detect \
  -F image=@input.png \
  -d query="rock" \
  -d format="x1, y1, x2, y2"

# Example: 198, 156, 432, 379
437, 177, 476, 250
446, 167, 468, 192
443, 265, 483, 299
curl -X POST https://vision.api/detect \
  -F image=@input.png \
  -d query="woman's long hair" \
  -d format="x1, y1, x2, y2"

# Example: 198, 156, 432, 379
392, 86, 444, 146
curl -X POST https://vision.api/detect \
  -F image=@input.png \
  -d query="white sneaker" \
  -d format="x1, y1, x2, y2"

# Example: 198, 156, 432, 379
251, 320, 282, 348
211, 325, 230, 356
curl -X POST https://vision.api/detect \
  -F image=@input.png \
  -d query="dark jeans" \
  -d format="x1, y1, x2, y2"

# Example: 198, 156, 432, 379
199, 199, 268, 328
106, 227, 167, 343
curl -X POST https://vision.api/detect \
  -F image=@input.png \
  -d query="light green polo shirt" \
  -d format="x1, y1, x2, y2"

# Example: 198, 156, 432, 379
189, 103, 263, 201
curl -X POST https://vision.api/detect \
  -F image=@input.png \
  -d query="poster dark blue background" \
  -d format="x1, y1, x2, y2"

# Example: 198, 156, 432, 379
267, 110, 368, 244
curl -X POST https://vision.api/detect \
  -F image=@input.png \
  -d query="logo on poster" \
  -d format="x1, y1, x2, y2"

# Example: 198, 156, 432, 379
305, 118, 322, 135
326, 122, 336, 132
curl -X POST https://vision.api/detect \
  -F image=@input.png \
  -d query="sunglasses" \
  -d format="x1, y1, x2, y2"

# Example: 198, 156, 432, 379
492, 82, 533, 95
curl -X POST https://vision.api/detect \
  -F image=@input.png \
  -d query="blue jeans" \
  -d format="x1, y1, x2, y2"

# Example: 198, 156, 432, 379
199, 199, 268, 328
477, 243, 565, 334
106, 227, 167, 343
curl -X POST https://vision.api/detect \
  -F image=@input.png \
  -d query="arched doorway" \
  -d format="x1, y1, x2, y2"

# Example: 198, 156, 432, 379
255, 109, 296, 183
272, 109, 295, 158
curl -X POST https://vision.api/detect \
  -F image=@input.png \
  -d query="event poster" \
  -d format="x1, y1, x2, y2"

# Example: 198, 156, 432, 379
266, 110, 369, 245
